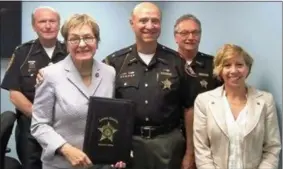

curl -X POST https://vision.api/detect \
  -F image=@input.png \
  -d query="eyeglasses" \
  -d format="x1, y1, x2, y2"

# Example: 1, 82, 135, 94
176, 30, 201, 37
68, 36, 96, 45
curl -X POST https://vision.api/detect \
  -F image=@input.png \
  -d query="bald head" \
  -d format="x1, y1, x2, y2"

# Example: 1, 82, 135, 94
129, 2, 161, 46
131, 2, 161, 19
32, 6, 60, 25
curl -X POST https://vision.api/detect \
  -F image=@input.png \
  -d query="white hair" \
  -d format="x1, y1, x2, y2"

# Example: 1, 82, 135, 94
33, 6, 57, 15
32, 6, 60, 25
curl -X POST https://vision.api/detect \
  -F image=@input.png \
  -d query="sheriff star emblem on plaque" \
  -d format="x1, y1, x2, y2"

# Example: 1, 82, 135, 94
98, 122, 118, 142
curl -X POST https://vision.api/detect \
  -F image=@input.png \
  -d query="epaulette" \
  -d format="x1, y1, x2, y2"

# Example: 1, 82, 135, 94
108, 45, 133, 58
103, 45, 133, 65
198, 52, 214, 59
5, 41, 35, 71
14, 40, 36, 51
160, 44, 179, 56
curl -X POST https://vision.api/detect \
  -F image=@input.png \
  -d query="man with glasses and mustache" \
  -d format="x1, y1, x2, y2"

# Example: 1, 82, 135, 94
104, 2, 198, 169
174, 14, 222, 169
1, 6, 67, 169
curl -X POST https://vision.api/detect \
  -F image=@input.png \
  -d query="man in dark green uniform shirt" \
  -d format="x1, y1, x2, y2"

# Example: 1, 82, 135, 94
1, 6, 67, 169
104, 2, 198, 169
174, 14, 222, 169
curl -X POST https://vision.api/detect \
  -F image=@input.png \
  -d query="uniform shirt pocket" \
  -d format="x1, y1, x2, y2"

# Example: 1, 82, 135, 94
116, 78, 139, 89
115, 77, 139, 98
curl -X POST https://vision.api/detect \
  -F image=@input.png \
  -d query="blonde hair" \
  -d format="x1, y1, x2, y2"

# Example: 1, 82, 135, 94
61, 14, 100, 44
213, 44, 254, 80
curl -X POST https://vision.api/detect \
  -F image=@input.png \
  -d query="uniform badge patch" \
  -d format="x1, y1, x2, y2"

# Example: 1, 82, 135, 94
160, 68, 172, 76
200, 79, 208, 89
28, 60, 36, 75
119, 71, 135, 78
6, 54, 15, 71
198, 72, 209, 77
162, 79, 172, 90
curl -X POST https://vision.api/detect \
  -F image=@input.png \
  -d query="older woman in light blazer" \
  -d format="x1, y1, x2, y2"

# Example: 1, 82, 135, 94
31, 14, 125, 169
193, 44, 281, 169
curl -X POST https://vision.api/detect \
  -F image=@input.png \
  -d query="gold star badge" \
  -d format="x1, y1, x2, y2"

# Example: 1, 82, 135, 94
200, 79, 208, 89
162, 79, 172, 90
98, 122, 117, 142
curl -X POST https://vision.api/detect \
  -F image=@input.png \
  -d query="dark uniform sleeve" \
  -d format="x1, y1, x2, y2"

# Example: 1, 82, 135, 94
1, 47, 23, 91
178, 58, 199, 109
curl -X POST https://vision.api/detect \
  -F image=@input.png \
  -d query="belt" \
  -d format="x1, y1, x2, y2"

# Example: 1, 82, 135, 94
133, 123, 178, 139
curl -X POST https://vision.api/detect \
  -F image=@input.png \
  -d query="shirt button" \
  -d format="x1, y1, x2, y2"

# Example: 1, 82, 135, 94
145, 68, 148, 72
145, 83, 148, 87
124, 82, 127, 86
145, 117, 149, 121
145, 100, 148, 104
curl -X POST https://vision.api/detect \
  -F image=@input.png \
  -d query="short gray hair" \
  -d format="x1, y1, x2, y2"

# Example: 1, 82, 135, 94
174, 14, 202, 34
31, 6, 60, 25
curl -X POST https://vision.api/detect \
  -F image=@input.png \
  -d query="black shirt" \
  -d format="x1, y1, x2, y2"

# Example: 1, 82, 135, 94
185, 52, 222, 94
104, 43, 198, 127
1, 39, 67, 103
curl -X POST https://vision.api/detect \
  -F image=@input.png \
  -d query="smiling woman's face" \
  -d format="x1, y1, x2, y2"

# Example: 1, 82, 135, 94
67, 24, 97, 62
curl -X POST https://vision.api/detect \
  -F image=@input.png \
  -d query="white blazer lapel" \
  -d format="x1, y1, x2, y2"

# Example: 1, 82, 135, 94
244, 87, 264, 137
64, 56, 89, 99
209, 86, 229, 138
90, 59, 102, 96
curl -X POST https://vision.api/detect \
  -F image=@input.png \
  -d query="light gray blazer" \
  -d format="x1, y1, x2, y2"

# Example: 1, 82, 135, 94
31, 55, 116, 169
193, 85, 281, 169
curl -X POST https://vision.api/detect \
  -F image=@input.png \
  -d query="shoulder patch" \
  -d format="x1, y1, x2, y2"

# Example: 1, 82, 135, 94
6, 54, 15, 71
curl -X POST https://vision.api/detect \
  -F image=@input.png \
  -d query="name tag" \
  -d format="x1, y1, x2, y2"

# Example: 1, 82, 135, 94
198, 73, 209, 77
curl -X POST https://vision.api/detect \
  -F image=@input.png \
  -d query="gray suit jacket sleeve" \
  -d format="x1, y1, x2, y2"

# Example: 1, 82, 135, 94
31, 69, 67, 159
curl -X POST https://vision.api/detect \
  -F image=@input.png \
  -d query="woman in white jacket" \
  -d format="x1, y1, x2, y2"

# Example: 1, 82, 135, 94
193, 44, 281, 169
